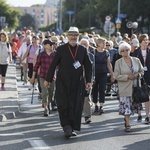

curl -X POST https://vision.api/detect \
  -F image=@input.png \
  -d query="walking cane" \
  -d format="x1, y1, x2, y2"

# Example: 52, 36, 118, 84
31, 83, 34, 104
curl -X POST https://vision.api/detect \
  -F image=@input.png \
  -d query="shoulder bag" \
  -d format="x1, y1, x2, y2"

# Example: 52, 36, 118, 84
132, 76, 150, 103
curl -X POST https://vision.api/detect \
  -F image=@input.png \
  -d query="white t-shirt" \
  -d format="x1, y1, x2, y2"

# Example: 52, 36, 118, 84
0, 42, 11, 64
141, 50, 146, 63
35, 46, 44, 56
18, 42, 29, 63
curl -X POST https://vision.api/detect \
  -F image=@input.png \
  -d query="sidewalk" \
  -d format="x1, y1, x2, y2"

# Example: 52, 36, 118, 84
0, 64, 19, 122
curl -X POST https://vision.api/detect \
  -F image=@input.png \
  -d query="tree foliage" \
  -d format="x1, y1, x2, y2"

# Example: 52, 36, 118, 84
62, 0, 150, 34
18, 14, 36, 30
0, 0, 20, 30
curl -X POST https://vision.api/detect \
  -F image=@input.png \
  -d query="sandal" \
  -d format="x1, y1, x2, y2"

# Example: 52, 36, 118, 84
125, 126, 131, 132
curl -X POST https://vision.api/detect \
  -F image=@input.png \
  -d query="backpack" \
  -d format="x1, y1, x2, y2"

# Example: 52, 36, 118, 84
6, 42, 9, 49
28, 44, 42, 56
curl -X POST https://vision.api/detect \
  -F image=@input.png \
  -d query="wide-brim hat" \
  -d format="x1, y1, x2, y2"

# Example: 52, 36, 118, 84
67, 27, 79, 34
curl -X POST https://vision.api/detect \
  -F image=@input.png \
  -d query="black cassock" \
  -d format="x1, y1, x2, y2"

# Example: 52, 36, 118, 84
45, 43, 92, 131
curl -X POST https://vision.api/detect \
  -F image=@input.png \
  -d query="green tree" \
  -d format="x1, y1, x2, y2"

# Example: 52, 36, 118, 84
18, 14, 36, 30
0, 0, 20, 30
121, 0, 150, 34
62, 0, 150, 35
62, 0, 115, 32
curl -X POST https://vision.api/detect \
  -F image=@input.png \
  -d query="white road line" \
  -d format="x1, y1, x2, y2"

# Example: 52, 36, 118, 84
28, 140, 51, 150
0, 133, 24, 136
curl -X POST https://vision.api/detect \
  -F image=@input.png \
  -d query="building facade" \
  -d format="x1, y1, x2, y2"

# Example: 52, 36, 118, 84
16, 0, 59, 30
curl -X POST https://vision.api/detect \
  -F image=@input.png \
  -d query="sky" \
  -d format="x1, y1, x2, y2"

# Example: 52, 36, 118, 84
6, 0, 46, 7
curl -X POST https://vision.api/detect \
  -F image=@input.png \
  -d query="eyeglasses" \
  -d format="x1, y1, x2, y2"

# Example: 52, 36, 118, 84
121, 49, 129, 52
106, 45, 110, 46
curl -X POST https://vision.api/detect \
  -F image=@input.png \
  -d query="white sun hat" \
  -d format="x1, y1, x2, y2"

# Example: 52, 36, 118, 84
68, 27, 79, 34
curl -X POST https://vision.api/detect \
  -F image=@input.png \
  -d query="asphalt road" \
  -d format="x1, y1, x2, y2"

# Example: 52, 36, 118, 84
0, 68, 149, 150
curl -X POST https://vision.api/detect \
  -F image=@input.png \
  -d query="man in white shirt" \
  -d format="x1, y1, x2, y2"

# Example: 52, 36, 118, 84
18, 36, 32, 85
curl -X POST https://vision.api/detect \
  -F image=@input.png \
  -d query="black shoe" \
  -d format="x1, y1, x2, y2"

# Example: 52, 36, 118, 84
44, 109, 48, 117
63, 125, 72, 138
85, 117, 91, 124
125, 126, 131, 132
137, 115, 142, 122
52, 106, 57, 111
94, 106, 99, 112
112, 93, 117, 96
144, 117, 149, 124
71, 131, 77, 136
105, 92, 111, 96
99, 107, 104, 115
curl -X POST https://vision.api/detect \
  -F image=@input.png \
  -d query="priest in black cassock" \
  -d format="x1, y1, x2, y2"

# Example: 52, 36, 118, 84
44, 27, 92, 138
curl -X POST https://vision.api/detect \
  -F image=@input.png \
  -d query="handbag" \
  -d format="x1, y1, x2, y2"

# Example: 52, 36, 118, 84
132, 76, 149, 103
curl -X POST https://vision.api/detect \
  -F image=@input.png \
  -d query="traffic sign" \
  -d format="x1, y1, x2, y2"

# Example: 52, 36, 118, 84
66, 11, 75, 15
116, 24, 121, 29
103, 22, 115, 35
105, 15, 111, 21
115, 18, 121, 24
119, 13, 127, 18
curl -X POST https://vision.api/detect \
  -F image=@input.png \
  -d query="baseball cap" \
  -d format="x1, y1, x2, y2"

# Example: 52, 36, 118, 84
43, 39, 55, 46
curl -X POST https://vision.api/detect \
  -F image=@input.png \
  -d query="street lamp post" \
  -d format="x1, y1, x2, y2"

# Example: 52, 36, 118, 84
66, 11, 75, 28
117, 0, 120, 19
117, 0, 121, 32
59, 0, 62, 34
0, 16, 6, 31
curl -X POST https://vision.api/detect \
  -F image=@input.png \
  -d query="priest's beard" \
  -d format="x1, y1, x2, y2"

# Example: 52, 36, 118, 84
69, 40, 78, 46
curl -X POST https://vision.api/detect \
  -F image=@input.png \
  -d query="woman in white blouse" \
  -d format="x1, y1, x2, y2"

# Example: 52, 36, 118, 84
0, 32, 12, 90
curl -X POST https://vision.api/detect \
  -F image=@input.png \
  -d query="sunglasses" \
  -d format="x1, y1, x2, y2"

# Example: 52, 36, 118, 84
68, 34, 79, 37
121, 49, 129, 52
106, 45, 110, 46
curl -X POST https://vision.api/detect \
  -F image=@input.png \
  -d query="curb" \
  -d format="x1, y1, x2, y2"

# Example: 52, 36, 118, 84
0, 109, 20, 122
0, 64, 20, 122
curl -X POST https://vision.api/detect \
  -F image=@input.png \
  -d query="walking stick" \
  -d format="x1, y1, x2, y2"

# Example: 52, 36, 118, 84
31, 83, 34, 104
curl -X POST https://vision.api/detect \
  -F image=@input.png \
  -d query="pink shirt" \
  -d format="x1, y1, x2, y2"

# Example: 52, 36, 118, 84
27, 44, 39, 63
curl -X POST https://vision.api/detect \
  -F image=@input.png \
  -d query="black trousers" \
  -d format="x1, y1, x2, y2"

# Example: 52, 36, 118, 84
0, 64, 8, 77
92, 74, 107, 103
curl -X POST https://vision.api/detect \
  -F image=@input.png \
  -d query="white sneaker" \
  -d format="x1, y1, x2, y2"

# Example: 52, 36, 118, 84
23, 82, 27, 85
28, 84, 33, 90
34, 84, 38, 90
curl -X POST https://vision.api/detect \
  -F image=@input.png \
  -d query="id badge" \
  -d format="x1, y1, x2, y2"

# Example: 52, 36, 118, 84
73, 61, 81, 69
143, 66, 148, 71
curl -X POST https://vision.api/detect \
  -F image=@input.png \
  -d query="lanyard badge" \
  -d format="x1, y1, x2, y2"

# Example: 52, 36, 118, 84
68, 45, 81, 69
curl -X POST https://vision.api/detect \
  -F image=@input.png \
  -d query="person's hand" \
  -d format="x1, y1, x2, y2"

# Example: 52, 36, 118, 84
44, 81, 49, 87
9, 59, 12, 64
128, 74, 138, 80
30, 77, 35, 84
111, 76, 115, 83
134, 73, 138, 79
86, 83, 92, 90
20, 59, 23, 64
